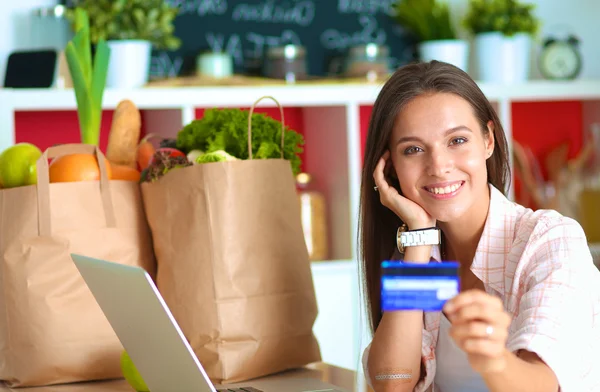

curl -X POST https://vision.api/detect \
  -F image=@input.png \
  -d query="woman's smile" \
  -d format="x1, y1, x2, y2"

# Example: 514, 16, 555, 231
423, 180, 465, 200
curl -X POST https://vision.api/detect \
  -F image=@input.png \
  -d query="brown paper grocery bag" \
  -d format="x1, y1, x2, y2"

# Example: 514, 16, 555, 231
141, 96, 321, 384
0, 144, 156, 387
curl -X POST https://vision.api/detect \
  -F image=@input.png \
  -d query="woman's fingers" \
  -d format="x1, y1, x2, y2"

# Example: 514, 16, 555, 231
461, 338, 507, 358
444, 289, 512, 366
444, 289, 503, 314
373, 154, 390, 193
449, 302, 495, 324
449, 320, 507, 342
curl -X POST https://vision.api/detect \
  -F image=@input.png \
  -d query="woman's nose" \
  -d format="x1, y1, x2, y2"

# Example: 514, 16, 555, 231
426, 150, 454, 177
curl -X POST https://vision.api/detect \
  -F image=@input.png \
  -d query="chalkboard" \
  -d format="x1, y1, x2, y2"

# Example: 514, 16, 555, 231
154, 0, 418, 79
62, 0, 418, 79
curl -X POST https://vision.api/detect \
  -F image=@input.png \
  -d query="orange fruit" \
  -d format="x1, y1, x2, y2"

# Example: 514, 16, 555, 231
49, 154, 112, 183
110, 163, 141, 181
136, 134, 157, 170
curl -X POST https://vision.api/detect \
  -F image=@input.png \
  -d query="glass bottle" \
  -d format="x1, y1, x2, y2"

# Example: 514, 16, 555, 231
344, 43, 391, 81
296, 173, 329, 261
579, 123, 600, 242
264, 44, 307, 83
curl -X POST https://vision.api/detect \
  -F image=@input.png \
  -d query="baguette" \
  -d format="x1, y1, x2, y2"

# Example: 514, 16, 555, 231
106, 99, 141, 168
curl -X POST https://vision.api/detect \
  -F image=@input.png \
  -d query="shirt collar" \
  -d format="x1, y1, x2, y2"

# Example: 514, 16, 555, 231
470, 183, 516, 294
429, 184, 515, 293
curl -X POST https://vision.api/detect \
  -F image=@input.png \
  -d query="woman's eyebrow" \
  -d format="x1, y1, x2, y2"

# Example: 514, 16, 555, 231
395, 125, 473, 146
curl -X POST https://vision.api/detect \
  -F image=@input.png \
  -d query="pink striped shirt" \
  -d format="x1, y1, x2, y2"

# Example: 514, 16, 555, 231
363, 184, 600, 391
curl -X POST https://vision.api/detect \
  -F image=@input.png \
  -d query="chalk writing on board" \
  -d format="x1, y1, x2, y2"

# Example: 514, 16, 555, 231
206, 32, 243, 66
206, 30, 302, 67
165, 0, 228, 16
321, 15, 386, 51
232, 0, 316, 27
149, 52, 184, 79
337, 0, 395, 15
246, 30, 302, 58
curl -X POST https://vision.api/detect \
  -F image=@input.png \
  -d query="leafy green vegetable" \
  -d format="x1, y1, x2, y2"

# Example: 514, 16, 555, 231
196, 150, 237, 164
141, 150, 192, 183
65, 8, 110, 145
176, 108, 304, 174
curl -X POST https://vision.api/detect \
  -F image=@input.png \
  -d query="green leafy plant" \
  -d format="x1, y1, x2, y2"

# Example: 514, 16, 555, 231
391, 0, 457, 42
464, 0, 540, 36
65, 8, 110, 145
66, 0, 181, 50
176, 109, 305, 175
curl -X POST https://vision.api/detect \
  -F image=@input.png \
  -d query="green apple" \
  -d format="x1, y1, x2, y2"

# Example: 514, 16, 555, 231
121, 350, 149, 392
0, 143, 42, 188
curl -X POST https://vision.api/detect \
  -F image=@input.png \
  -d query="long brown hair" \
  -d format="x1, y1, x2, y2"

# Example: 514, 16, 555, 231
358, 61, 511, 334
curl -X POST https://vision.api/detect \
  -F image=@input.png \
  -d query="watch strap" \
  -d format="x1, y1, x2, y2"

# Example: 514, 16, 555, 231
396, 225, 441, 253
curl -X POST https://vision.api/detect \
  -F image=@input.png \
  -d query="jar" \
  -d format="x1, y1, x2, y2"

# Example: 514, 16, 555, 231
264, 44, 307, 83
196, 51, 233, 78
579, 123, 600, 242
296, 173, 329, 261
344, 43, 391, 81
31, 5, 72, 52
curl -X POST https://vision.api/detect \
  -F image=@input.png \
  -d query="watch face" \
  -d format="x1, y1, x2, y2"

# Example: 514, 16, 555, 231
540, 42, 581, 80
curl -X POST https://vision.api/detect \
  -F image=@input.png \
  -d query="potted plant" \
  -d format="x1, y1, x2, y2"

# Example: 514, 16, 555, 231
392, 0, 469, 72
66, 0, 181, 89
464, 0, 540, 83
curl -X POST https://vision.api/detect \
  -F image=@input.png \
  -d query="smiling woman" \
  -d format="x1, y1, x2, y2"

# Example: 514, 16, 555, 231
358, 61, 600, 392
390, 93, 496, 224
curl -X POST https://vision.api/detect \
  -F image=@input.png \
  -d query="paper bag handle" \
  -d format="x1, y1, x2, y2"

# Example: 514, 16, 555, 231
35, 144, 117, 236
247, 96, 285, 159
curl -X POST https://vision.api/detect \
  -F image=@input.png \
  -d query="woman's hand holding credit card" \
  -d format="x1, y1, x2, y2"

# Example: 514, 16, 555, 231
381, 261, 513, 373
381, 261, 459, 311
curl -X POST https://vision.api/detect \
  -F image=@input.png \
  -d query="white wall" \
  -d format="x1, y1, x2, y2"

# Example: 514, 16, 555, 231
0, 0, 66, 82
528, 0, 600, 79
0, 0, 598, 81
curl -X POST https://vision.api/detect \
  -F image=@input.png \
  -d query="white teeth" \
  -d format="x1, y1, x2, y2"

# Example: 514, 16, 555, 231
427, 183, 461, 195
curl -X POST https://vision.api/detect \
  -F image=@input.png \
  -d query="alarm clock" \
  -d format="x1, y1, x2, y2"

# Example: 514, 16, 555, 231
538, 35, 583, 80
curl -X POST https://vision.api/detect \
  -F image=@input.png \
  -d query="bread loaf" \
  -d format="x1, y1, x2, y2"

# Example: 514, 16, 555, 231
106, 99, 141, 168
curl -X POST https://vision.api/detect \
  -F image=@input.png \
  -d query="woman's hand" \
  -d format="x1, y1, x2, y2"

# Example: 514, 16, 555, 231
443, 289, 512, 375
373, 150, 435, 229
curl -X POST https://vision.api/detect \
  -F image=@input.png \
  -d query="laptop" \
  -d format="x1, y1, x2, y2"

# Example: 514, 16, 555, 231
70, 254, 347, 392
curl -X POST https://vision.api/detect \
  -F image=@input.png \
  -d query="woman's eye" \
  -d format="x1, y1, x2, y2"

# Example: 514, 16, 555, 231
404, 146, 423, 155
450, 137, 468, 145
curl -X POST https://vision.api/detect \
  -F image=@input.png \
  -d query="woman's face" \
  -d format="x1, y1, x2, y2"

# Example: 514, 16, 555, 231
389, 92, 494, 223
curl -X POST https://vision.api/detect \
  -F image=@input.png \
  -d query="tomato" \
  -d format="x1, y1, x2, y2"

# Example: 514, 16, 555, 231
148, 148, 186, 166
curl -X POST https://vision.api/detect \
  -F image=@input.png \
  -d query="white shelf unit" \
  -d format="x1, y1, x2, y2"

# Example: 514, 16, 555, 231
1, 79, 600, 390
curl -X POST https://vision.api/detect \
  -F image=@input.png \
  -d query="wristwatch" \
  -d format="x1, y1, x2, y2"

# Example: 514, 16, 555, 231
396, 224, 441, 253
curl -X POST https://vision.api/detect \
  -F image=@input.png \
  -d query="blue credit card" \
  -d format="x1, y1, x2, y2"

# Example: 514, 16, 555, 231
381, 261, 460, 312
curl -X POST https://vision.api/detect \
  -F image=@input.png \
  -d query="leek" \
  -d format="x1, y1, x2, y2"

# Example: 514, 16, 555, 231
65, 8, 110, 146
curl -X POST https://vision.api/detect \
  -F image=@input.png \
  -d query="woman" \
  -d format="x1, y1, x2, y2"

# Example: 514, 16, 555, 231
359, 61, 600, 392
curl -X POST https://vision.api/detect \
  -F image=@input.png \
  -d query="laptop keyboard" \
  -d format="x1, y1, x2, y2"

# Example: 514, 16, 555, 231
216, 388, 264, 392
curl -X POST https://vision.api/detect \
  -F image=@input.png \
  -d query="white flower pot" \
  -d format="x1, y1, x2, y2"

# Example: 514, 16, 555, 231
418, 39, 470, 73
105, 40, 152, 89
475, 32, 532, 83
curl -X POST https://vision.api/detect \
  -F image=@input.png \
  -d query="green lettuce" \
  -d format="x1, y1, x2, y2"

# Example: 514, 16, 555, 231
175, 108, 304, 174
196, 150, 237, 164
